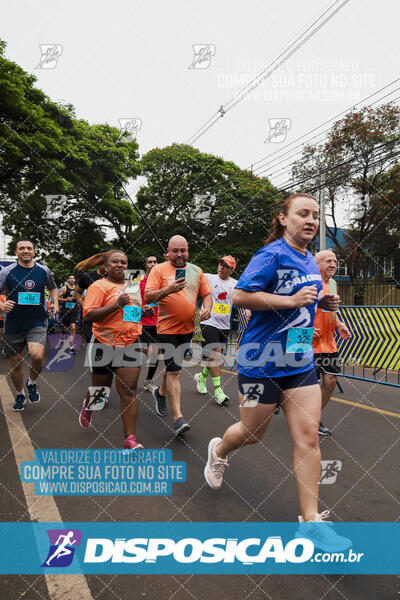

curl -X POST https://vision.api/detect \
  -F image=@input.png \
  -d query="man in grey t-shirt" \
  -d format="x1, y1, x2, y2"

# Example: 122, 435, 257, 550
194, 256, 238, 405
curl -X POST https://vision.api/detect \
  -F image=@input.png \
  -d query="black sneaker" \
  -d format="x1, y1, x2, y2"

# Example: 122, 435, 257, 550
26, 380, 40, 404
12, 393, 26, 412
152, 387, 167, 417
318, 422, 332, 436
69, 346, 76, 354
174, 417, 190, 436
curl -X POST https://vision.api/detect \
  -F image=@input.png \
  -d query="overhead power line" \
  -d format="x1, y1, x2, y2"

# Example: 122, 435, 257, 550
126, 82, 400, 227
277, 136, 400, 193
251, 79, 400, 177
186, 0, 351, 146
305, 148, 400, 195
263, 93, 400, 182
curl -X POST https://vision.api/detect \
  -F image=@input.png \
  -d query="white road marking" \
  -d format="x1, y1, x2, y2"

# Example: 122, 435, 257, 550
0, 376, 94, 600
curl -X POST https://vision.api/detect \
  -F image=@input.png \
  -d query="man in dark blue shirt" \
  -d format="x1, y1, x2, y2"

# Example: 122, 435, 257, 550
0, 239, 59, 411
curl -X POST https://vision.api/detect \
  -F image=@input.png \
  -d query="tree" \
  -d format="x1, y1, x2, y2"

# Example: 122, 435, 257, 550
0, 40, 142, 280
135, 144, 279, 272
292, 104, 400, 303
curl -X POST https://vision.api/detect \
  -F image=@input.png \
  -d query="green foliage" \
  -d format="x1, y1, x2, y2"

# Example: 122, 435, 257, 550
0, 41, 280, 278
0, 40, 141, 273
135, 144, 280, 273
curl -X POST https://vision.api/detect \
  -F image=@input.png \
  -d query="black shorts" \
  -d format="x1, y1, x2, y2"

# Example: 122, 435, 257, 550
81, 321, 93, 343
158, 333, 193, 372
141, 325, 158, 346
59, 309, 79, 326
200, 324, 230, 352
86, 337, 143, 375
314, 352, 340, 378
238, 368, 319, 406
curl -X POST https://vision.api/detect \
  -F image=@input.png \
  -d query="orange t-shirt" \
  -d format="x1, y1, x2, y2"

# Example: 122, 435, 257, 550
0, 295, 6, 321
83, 279, 142, 346
312, 280, 338, 354
145, 262, 211, 334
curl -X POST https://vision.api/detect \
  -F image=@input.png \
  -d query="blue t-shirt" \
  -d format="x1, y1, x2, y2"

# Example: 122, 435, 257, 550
236, 238, 323, 379
0, 262, 56, 334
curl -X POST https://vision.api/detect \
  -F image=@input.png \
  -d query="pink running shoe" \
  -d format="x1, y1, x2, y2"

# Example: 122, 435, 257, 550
123, 434, 144, 450
79, 398, 92, 428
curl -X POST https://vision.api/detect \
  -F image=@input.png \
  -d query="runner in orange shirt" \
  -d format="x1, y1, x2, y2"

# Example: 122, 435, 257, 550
144, 235, 212, 436
81, 250, 145, 449
313, 250, 351, 436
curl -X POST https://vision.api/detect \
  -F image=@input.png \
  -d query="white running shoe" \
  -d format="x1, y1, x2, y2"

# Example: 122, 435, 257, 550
143, 380, 157, 393
204, 437, 228, 489
194, 372, 207, 394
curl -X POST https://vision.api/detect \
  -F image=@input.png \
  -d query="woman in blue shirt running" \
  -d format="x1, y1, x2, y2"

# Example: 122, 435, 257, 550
204, 193, 351, 549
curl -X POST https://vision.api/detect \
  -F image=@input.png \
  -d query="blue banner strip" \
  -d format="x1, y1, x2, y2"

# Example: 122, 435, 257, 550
0, 522, 399, 574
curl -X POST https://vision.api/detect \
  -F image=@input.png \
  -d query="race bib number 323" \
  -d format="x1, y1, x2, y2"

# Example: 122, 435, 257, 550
286, 327, 314, 353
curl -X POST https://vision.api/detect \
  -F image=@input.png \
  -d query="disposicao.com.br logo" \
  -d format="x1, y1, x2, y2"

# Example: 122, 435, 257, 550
2, 522, 390, 575
83, 535, 314, 564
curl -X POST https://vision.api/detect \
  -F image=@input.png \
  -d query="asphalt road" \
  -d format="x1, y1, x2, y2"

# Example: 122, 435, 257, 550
0, 336, 399, 600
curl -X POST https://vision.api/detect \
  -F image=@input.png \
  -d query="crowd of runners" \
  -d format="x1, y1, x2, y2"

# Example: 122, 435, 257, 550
0, 192, 354, 549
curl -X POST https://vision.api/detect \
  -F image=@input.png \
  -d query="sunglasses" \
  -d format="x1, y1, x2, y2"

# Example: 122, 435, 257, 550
219, 261, 231, 269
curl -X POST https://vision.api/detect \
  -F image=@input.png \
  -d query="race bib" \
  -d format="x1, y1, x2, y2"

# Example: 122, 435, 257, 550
18, 292, 40, 305
286, 327, 314, 353
213, 303, 230, 315
123, 305, 142, 322
65, 302, 75, 308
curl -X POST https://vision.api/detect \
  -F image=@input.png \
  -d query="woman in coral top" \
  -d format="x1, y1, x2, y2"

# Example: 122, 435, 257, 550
81, 250, 144, 449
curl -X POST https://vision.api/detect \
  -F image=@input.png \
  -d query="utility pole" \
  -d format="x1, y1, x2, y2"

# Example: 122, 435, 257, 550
319, 172, 326, 251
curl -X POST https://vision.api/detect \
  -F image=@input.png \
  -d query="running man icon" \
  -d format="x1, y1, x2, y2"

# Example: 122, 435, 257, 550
44, 337, 73, 371
44, 531, 78, 567
86, 386, 109, 410
244, 384, 262, 401
239, 383, 265, 407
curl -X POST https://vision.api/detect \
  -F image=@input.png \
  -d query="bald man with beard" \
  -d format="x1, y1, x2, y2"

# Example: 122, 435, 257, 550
313, 250, 351, 436
145, 235, 212, 436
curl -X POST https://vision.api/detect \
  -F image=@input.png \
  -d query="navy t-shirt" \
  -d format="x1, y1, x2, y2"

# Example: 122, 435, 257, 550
236, 238, 323, 379
0, 262, 56, 334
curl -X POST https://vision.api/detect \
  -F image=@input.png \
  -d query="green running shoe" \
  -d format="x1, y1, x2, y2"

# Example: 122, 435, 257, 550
214, 386, 229, 406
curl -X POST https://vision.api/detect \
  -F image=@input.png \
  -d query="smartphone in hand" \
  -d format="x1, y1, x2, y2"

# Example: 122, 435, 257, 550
175, 269, 186, 280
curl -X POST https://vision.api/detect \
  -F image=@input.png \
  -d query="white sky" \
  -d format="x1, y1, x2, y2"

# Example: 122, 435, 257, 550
2, 0, 400, 227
